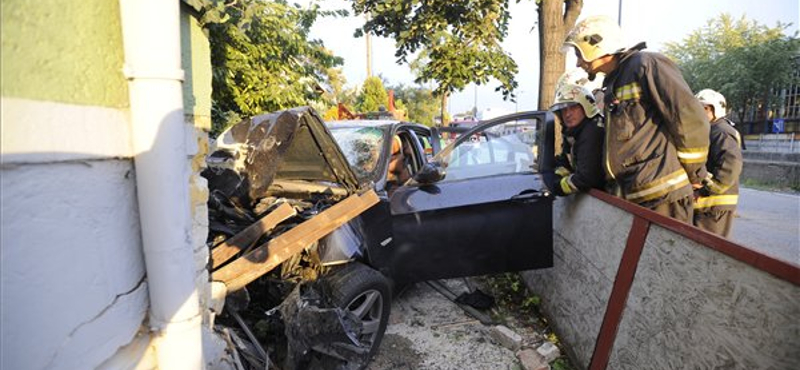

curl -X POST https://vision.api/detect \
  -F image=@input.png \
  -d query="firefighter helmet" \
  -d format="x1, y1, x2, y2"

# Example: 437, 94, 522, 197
549, 71, 600, 118
695, 89, 727, 118
563, 15, 627, 62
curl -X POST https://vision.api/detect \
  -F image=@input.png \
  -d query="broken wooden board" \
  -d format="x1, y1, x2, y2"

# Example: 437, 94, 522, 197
211, 202, 297, 269
213, 190, 380, 292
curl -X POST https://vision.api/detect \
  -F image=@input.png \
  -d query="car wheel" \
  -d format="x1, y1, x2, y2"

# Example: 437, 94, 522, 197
314, 262, 391, 369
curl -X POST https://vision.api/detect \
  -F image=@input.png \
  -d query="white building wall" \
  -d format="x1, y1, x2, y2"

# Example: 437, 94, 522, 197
0, 99, 151, 370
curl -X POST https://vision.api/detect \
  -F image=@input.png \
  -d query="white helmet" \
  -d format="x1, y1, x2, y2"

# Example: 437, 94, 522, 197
550, 70, 600, 118
563, 15, 627, 62
695, 89, 727, 118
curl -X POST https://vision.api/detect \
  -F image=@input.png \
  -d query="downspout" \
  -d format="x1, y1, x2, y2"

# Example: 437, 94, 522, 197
118, 1, 204, 369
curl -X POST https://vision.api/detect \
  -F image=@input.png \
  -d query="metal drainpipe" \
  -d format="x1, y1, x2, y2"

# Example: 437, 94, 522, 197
118, 1, 204, 369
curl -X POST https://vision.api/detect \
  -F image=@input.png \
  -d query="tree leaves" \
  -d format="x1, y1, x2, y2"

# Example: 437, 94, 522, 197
357, 76, 389, 112
663, 14, 799, 123
204, 0, 345, 135
352, 0, 519, 103
388, 83, 439, 126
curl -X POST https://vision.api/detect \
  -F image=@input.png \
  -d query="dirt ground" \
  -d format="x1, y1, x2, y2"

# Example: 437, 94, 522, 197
366, 277, 568, 370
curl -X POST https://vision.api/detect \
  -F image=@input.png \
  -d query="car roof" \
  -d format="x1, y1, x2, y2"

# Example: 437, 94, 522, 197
328, 120, 398, 128
327, 120, 429, 131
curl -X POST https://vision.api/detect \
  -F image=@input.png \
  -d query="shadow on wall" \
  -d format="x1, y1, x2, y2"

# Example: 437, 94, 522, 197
0, 109, 204, 370
522, 191, 800, 370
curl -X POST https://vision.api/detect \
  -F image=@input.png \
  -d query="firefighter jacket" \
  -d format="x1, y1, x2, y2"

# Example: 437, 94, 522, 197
695, 117, 742, 212
554, 116, 606, 196
602, 43, 709, 207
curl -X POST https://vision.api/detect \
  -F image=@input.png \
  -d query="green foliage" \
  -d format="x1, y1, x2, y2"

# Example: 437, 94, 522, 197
352, 0, 518, 101
552, 358, 575, 370
487, 273, 540, 319
200, 0, 346, 135
388, 83, 439, 126
663, 14, 800, 122
357, 76, 389, 112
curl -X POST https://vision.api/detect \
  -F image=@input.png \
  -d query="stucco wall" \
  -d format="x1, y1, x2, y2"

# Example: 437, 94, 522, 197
522, 194, 800, 370
522, 195, 629, 368
0, 161, 148, 370
0, 0, 151, 368
1, 0, 128, 107
1, 1, 218, 369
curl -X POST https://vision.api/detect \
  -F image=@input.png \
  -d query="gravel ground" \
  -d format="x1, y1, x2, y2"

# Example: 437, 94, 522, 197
366, 277, 559, 370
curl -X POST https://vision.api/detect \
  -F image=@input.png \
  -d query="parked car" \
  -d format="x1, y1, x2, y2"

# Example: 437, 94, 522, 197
204, 107, 556, 369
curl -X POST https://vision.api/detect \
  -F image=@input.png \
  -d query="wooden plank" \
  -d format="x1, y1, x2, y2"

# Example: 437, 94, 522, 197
589, 216, 650, 370
213, 190, 379, 292
211, 202, 297, 269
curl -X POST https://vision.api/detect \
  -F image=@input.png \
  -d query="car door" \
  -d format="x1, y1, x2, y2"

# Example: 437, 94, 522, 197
371, 111, 556, 283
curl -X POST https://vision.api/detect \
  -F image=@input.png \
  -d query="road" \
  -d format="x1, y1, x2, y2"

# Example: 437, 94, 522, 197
731, 187, 800, 265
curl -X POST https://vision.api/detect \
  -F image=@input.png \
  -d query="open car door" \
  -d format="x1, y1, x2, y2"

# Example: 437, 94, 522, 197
376, 112, 556, 283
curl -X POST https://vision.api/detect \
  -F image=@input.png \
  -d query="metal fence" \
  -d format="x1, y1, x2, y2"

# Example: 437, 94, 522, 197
743, 133, 800, 153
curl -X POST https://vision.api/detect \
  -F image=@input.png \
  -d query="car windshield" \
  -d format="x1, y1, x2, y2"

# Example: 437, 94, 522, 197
329, 126, 389, 181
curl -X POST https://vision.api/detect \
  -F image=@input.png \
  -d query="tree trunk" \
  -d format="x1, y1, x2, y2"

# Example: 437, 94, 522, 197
537, 0, 583, 111
538, 0, 583, 154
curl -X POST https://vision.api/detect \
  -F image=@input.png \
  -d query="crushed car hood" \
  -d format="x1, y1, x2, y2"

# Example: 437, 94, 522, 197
206, 107, 360, 206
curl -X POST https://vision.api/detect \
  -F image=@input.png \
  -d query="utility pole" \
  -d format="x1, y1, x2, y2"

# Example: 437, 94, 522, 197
618, 0, 623, 26
473, 84, 478, 116
365, 13, 372, 78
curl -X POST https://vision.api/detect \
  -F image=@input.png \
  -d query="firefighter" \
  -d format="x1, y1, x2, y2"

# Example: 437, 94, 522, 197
550, 71, 606, 196
562, 15, 709, 222
693, 89, 743, 237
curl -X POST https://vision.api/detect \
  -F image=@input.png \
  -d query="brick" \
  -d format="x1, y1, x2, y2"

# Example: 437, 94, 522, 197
536, 341, 561, 363
516, 348, 550, 370
490, 325, 523, 351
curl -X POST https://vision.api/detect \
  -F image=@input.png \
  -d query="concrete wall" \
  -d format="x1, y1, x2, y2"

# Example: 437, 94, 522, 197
0, 1, 148, 368
741, 151, 800, 189
522, 194, 800, 370
1, 1, 218, 369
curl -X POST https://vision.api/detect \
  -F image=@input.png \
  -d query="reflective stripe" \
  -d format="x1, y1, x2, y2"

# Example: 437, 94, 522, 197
677, 147, 708, 163
560, 176, 576, 194
694, 194, 739, 209
625, 170, 689, 203
555, 166, 571, 177
614, 83, 642, 101
604, 114, 616, 181
706, 179, 730, 194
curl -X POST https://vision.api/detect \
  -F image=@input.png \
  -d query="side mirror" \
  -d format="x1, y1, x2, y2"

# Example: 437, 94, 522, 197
413, 162, 446, 185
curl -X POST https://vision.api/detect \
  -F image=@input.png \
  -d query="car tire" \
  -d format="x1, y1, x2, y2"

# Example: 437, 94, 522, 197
318, 262, 391, 369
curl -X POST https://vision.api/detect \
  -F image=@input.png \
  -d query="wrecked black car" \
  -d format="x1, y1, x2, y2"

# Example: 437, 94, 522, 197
203, 107, 556, 369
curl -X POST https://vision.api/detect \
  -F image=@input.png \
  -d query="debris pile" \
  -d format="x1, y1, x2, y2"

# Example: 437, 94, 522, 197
202, 107, 375, 369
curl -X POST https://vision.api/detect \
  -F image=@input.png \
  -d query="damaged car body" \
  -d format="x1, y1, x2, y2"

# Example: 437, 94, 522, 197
203, 107, 556, 369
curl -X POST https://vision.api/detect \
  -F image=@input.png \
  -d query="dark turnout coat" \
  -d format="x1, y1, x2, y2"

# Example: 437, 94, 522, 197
695, 117, 743, 212
554, 115, 606, 196
602, 43, 709, 208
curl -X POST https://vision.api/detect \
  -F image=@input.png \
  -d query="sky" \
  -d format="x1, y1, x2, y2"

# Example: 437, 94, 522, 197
301, 0, 799, 116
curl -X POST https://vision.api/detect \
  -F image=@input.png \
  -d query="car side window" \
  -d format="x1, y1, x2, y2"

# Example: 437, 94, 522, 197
439, 120, 538, 182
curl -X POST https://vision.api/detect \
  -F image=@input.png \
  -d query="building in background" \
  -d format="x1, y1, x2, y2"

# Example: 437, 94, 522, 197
736, 58, 800, 135
1, 1, 230, 369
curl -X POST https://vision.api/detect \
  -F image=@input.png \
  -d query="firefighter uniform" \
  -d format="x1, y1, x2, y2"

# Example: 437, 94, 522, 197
694, 117, 742, 237
554, 116, 606, 196
601, 43, 709, 221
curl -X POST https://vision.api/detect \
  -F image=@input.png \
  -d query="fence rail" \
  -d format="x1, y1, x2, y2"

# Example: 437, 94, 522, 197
743, 133, 800, 153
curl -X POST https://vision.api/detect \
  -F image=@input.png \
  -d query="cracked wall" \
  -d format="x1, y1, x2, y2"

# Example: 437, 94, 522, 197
0, 160, 149, 370
523, 194, 800, 370
1, 2, 219, 369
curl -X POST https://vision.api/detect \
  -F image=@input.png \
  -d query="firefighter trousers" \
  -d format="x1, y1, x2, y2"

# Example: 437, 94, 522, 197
650, 195, 694, 224
694, 209, 735, 238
